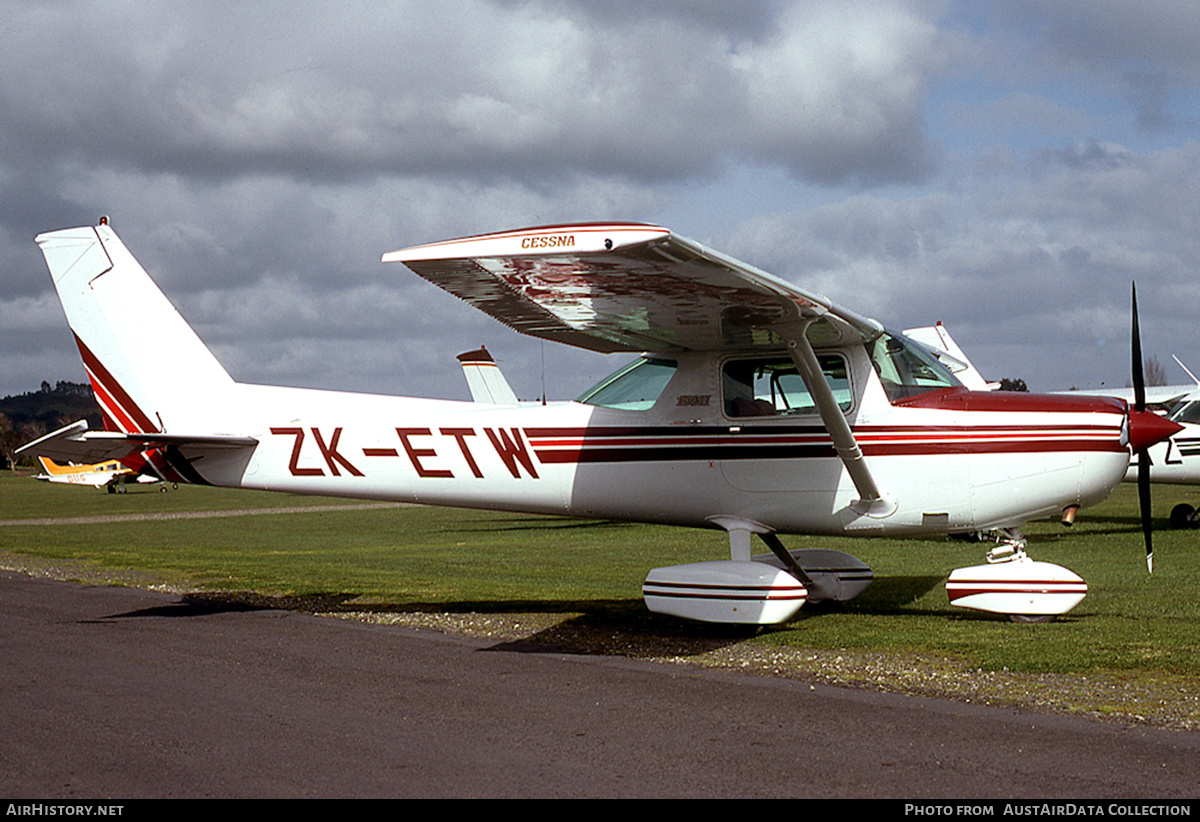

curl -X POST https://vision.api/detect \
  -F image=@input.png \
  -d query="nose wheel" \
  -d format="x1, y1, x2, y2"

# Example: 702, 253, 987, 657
947, 529, 1088, 621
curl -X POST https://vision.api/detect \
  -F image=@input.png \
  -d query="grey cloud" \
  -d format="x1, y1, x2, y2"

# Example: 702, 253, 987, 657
985, 0, 1200, 134
5, 1, 1197, 405
727, 142, 1200, 391
1123, 71, 1182, 132
0, 1, 946, 190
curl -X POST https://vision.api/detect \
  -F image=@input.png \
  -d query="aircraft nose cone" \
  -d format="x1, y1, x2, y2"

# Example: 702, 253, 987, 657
1128, 408, 1185, 451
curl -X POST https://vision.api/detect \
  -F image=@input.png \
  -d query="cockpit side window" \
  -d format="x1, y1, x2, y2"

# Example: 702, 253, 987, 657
723, 355, 851, 418
869, 330, 962, 403
577, 357, 678, 411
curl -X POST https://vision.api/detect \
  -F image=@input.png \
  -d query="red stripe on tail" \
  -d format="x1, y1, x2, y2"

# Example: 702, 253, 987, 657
73, 334, 159, 434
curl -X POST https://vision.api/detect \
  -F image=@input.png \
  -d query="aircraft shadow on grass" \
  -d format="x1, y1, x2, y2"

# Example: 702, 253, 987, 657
444, 516, 630, 534
93, 573, 950, 657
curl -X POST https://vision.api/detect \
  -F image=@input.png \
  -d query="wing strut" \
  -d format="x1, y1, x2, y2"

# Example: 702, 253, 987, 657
781, 320, 895, 517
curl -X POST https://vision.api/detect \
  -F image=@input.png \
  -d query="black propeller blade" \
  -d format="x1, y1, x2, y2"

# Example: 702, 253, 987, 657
1132, 282, 1153, 573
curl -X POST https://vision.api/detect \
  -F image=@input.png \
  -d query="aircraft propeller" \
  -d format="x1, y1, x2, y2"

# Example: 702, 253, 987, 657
1131, 283, 1154, 573
1122, 284, 1187, 573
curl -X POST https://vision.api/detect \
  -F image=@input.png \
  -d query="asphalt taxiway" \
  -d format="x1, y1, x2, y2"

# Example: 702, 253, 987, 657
2, 571, 1198, 798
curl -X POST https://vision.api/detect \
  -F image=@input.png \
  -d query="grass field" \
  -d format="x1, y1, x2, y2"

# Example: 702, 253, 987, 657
2, 473, 1198, 726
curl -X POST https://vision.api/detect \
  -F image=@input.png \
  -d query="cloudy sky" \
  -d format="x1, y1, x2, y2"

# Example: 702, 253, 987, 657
3, 0, 1199, 404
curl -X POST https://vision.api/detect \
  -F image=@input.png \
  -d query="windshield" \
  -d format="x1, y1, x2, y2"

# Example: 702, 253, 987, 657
577, 357, 678, 411
869, 330, 962, 402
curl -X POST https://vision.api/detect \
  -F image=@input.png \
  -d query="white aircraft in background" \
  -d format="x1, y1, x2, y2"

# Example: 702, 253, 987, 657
1136, 391, 1200, 527
1077, 358, 1200, 527
33, 454, 161, 492
910, 326, 1200, 529
18, 219, 1181, 624
1087, 367, 1200, 529
1040, 355, 1199, 411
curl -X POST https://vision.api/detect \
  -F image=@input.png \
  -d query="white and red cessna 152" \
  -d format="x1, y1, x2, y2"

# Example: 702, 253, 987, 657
19, 220, 1182, 625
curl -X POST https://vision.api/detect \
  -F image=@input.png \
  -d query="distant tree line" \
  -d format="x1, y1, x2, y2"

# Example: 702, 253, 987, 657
0, 381, 101, 470
1144, 356, 1168, 387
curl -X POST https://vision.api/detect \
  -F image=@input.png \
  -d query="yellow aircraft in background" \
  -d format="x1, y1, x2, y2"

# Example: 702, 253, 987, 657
34, 455, 161, 493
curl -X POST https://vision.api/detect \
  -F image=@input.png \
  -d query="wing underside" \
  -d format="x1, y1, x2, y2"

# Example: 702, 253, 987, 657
385, 223, 882, 353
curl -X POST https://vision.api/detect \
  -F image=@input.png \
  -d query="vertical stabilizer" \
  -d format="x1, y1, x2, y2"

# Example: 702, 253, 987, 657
35, 223, 234, 434
903, 322, 998, 391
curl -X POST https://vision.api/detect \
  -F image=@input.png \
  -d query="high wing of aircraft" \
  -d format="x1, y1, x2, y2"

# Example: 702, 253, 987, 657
33, 454, 161, 492
18, 220, 1182, 625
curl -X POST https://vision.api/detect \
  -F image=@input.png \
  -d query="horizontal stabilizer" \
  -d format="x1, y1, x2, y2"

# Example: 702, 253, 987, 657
18, 420, 258, 464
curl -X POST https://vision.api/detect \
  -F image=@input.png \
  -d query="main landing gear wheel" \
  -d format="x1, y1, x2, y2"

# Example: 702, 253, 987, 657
641, 523, 874, 625
1169, 503, 1197, 529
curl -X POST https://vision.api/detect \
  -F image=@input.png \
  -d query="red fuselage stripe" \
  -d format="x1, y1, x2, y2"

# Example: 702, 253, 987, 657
526, 424, 1126, 463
